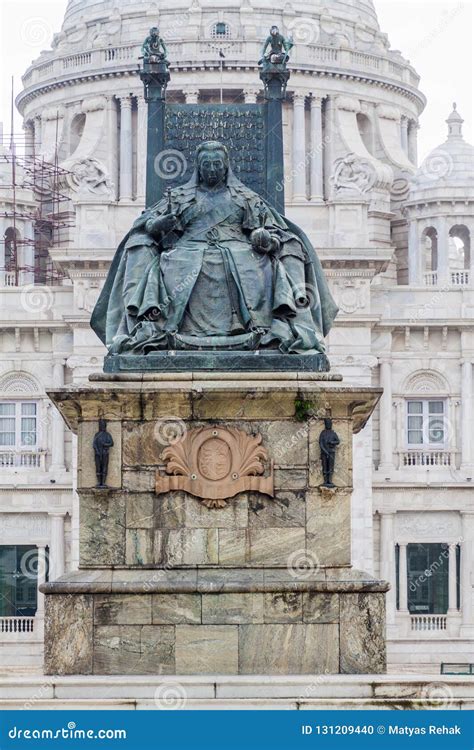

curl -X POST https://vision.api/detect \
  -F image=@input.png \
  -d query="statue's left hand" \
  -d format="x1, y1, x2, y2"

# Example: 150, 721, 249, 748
250, 228, 280, 255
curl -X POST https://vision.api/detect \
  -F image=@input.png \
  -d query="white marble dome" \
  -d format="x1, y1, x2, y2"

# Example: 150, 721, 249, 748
412, 104, 474, 197
62, 0, 382, 34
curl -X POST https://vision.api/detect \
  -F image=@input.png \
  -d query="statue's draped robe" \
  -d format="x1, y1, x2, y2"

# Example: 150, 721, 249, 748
91, 169, 338, 355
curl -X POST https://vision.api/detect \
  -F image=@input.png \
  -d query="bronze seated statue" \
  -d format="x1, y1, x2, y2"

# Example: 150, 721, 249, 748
91, 141, 337, 361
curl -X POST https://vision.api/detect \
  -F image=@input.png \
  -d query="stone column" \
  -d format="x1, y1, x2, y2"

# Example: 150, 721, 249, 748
436, 215, 449, 284
378, 356, 394, 471
400, 116, 408, 154
398, 543, 409, 612
119, 95, 133, 201
292, 93, 307, 202
34, 116, 42, 156
23, 121, 35, 159
35, 545, 47, 617
0, 216, 5, 286
50, 361, 66, 472
408, 120, 418, 165
448, 543, 458, 613
310, 95, 324, 202
183, 88, 199, 104
460, 513, 474, 636
408, 219, 422, 285
49, 513, 66, 580
136, 95, 147, 200
460, 359, 473, 471
243, 88, 260, 104
380, 513, 396, 631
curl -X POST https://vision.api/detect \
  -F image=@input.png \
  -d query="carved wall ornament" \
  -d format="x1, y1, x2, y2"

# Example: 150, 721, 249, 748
331, 152, 393, 197
67, 158, 113, 196
155, 425, 274, 508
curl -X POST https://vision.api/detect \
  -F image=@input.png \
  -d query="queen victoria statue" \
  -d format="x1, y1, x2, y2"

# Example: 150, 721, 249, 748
91, 141, 338, 370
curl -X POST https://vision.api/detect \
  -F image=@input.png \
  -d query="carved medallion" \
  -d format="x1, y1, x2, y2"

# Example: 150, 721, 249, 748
155, 426, 274, 508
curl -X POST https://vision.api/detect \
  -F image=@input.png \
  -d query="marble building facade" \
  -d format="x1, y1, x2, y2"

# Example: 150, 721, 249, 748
0, 0, 473, 672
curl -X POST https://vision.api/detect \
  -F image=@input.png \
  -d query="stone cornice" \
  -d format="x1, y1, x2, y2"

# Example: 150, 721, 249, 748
16, 62, 425, 113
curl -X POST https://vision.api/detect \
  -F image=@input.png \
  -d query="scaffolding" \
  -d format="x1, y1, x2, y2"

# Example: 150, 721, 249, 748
0, 130, 74, 288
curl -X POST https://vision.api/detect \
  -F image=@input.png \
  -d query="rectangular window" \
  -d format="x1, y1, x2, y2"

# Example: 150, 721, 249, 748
406, 400, 446, 447
0, 545, 39, 617
0, 402, 38, 451
406, 543, 449, 614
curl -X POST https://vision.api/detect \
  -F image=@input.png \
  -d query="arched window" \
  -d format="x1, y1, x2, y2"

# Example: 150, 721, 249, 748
69, 112, 86, 156
449, 225, 470, 283
356, 113, 374, 155
210, 22, 232, 39
0, 372, 43, 469
401, 370, 452, 465
421, 226, 438, 284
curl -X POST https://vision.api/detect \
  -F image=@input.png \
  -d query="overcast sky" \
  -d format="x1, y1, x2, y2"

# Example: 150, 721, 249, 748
0, 0, 472, 161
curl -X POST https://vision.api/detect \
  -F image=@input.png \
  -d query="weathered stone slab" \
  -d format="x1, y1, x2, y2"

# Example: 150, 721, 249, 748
264, 593, 303, 623
152, 594, 201, 624
94, 595, 152, 625
175, 625, 238, 673
141, 392, 192, 420
248, 528, 306, 566
218, 529, 248, 565
274, 469, 307, 490
239, 624, 339, 674
123, 469, 156, 492
79, 492, 126, 567
78, 421, 122, 490
192, 391, 297, 420
248, 491, 305, 528
44, 595, 93, 675
93, 625, 175, 675
184, 494, 248, 528
126, 529, 154, 565
164, 529, 219, 566
202, 593, 264, 624
340, 593, 386, 674
140, 626, 176, 673
126, 494, 155, 529
122, 422, 163, 467
303, 593, 340, 623
154, 493, 186, 529
256, 421, 309, 466
306, 490, 351, 567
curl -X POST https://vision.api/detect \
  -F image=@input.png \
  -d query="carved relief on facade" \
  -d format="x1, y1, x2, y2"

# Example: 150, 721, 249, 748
66, 158, 113, 196
331, 278, 368, 314
156, 425, 274, 508
396, 512, 460, 539
331, 152, 392, 197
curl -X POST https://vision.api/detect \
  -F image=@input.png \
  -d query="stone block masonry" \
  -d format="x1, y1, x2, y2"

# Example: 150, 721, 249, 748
43, 373, 387, 676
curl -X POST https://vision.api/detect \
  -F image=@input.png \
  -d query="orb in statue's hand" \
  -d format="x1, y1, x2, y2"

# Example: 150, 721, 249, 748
250, 227, 273, 253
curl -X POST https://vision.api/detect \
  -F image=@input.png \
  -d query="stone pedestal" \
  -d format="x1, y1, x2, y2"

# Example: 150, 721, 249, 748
43, 373, 387, 676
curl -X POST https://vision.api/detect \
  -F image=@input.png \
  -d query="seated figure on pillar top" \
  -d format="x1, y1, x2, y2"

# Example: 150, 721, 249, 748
91, 141, 338, 362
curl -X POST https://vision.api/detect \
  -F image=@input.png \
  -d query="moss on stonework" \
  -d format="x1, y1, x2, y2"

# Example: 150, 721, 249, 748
294, 398, 315, 422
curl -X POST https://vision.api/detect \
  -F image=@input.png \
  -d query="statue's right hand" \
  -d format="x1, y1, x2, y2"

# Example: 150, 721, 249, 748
150, 213, 178, 235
